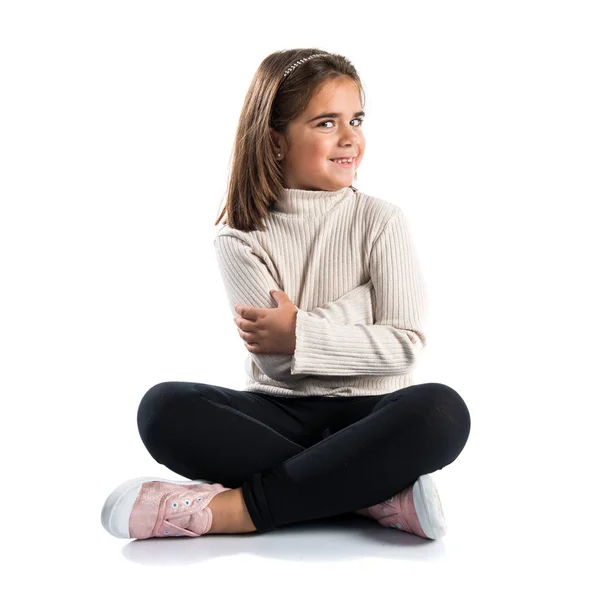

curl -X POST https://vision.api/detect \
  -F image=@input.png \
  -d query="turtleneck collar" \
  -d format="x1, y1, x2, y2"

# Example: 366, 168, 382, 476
271, 185, 356, 218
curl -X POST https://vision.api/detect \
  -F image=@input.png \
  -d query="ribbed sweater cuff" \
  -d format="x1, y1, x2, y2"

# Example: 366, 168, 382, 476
290, 309, 417, 377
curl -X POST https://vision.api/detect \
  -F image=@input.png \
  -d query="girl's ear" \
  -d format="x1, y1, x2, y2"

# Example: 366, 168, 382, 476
270, 127, 285, 155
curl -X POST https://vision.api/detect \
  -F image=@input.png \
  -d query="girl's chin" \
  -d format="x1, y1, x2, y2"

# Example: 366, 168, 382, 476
327, 166, 355, 177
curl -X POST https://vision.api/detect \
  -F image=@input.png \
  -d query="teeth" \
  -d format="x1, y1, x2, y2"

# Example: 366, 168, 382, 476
332, 157, 354, 164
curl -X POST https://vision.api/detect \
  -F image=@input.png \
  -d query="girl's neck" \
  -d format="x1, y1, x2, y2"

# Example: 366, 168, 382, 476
271, 185, 357, 217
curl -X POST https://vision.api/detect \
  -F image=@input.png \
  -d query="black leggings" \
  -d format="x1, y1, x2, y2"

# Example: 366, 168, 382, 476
136, 381, 471, 534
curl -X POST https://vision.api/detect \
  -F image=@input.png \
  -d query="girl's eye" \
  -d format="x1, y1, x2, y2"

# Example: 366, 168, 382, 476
318, 118, 364, 129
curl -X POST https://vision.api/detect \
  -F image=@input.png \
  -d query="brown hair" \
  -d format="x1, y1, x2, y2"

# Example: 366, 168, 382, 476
214, 48, 366, 233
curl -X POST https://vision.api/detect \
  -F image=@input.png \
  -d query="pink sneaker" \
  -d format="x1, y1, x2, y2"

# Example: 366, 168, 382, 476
359, 474, 447, 540
101, 476, 231, 539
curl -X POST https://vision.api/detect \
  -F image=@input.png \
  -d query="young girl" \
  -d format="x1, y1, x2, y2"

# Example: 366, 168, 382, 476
101, 49, 471, 542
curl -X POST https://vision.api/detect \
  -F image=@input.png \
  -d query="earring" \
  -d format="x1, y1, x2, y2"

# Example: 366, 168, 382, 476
277, 152, 282, 158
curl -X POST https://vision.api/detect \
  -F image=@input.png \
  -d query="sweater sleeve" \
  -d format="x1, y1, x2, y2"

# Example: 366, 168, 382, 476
214, 235, 375, 383
290, 210, 428, 377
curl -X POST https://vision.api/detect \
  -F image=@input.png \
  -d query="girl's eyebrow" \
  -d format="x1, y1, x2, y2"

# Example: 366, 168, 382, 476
306, 110, 365, 123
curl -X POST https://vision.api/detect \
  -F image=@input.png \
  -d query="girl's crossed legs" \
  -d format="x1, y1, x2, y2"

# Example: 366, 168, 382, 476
136, 381, 471, 533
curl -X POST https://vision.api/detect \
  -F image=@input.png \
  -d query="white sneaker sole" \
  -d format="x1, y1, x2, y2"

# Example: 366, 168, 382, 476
100, 476, 212, 539
412, 474, 448, 540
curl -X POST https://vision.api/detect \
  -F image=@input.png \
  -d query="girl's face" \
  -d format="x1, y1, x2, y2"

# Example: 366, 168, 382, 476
271, 77, 365, 191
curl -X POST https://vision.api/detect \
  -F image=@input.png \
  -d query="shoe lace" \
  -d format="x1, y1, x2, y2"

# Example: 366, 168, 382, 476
156, 489, 210, 537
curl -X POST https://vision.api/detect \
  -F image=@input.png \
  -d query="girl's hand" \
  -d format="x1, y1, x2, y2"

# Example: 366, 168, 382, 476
233, 290, 298, 355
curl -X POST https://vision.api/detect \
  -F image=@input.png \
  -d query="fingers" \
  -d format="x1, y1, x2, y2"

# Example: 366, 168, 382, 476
234, 315, 249, 331
235, 304, 262, 321
237, 323, 259, 345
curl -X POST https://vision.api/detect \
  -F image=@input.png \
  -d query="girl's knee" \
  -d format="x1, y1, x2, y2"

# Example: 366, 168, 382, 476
136, 382, 177, 441
435, 384, 471, 453
415, 383, 471, 451
420, 383, 469, 423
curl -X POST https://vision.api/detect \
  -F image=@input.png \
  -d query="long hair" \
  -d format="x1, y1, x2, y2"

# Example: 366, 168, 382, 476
214, 49, 366, 232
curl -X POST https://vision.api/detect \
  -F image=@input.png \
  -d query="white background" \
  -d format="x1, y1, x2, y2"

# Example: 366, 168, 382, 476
2, 1, 598, 597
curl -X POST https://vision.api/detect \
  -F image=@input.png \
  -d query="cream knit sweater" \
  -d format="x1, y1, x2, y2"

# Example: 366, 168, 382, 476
214, 185, 428, 398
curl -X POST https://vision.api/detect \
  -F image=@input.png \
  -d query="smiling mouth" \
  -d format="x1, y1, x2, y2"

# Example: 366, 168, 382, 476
329, 156, 356, 167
